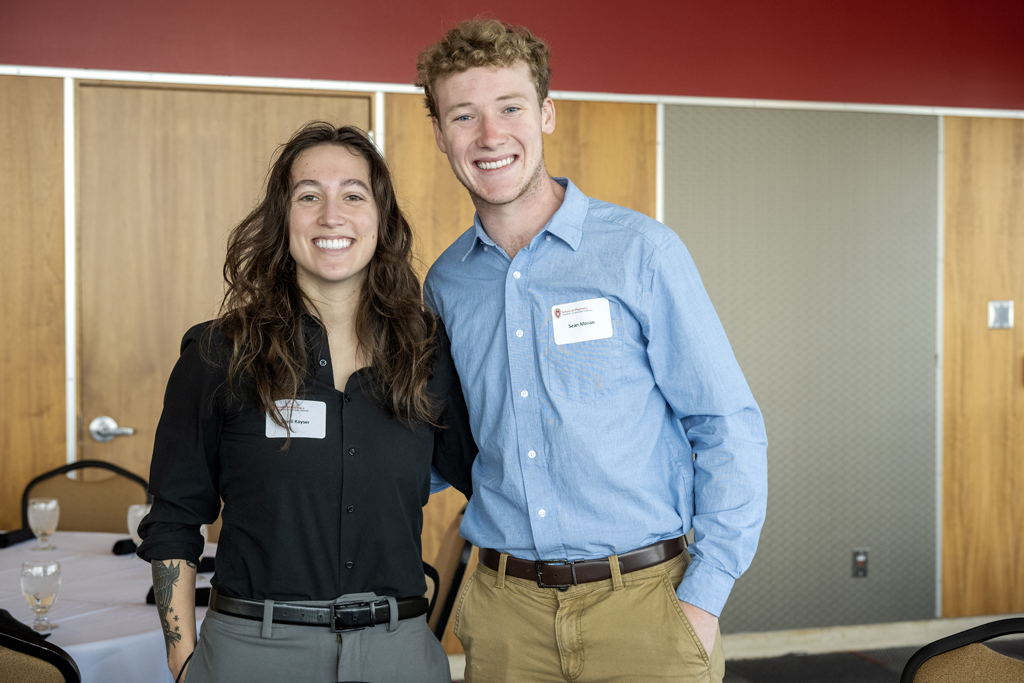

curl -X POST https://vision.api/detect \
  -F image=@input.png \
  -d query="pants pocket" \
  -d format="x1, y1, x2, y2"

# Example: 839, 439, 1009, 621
452, 566, 479, 641
662, 575, 712, 667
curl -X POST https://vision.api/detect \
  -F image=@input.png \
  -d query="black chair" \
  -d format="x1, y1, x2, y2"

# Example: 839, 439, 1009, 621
426, 505, 474, 640
0, 622, 82, 683
900, 617, 1024, 682
22, 460, 150, 534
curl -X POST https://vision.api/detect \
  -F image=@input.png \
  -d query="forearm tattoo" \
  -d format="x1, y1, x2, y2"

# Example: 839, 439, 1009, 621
153, 560, 196, 654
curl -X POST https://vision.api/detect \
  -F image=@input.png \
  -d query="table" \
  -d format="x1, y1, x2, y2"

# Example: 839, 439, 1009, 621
0, 531, 214, 683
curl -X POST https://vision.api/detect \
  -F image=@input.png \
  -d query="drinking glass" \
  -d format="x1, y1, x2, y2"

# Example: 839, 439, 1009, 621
21, 560, 61, 632
28, 498, 60, 550
127, 503, 152, 546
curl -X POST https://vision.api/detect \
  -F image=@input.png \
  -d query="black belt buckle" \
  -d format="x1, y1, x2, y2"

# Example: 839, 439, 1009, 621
535, 559, 577, 591
331, 600, 385, 632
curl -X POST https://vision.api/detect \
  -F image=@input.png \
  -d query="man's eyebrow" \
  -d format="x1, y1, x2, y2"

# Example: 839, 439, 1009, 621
443, 101, 474, 118
443, 92, 531, 118
291, 178, 371, 193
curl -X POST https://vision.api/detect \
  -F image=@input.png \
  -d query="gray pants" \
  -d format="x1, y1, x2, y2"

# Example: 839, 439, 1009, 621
186, 594, 450, 683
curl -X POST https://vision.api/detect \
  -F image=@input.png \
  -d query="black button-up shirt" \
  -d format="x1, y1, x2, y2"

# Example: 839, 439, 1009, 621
137, 317, 476, 601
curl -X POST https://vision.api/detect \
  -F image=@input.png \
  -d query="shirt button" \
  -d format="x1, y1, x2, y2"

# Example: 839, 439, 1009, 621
344, 394, 351, 403
516, 329, 523, 338
538, 509, 546, 518
546, 235, 551, 241
347, 505, 355, 513
348, 447, 356, 456
345, 561, 354, 569
319, 359, 327, 367
513, 271, 521, 279
528, 450, 536, 458
520, 390, 528, 398
483, 246, 489, 252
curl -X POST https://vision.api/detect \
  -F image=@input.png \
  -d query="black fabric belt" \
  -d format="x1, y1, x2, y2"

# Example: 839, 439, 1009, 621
209, 589, 429, 632
480, 536, 687, 590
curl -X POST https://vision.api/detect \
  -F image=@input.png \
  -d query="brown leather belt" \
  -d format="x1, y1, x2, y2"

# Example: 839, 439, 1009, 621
480, 537, 687, 590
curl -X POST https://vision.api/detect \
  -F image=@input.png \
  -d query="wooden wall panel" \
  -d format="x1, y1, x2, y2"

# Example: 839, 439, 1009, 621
386, 93, 657, 651
385, 92, 477, 282
77, 84, 372, 479
943, 116, 1024, 616
0, 76, 66, 530
545, 100, 657, 218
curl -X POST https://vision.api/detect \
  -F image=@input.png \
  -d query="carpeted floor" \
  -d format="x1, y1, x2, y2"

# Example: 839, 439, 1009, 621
724, 637, 1024, 682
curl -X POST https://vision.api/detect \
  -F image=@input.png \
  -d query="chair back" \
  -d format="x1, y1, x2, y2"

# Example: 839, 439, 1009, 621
902, 617, 1024, 683
0, 624, 81, 683
909, 642, 1024, 682
23, 460, 150, 534
427, 505, 477, 638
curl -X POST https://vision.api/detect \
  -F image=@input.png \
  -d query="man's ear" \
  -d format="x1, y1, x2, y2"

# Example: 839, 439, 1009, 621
542, 97, 556, 135
432, 117, 448, 154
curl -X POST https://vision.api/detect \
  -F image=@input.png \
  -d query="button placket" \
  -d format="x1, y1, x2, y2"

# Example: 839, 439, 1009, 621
503, 250, 555, 553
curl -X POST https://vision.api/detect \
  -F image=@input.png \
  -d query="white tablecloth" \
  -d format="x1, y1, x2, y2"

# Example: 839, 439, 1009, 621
0, 531, 214, 683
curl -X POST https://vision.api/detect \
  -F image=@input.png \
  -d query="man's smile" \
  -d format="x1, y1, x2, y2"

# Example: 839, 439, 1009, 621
476, 155, 517, 170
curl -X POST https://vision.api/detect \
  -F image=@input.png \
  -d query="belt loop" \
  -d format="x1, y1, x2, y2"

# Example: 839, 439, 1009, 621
261, 599, 275, 639
384, 595, 398, 631
608, 554, 625, 591
494, 553, 509, 589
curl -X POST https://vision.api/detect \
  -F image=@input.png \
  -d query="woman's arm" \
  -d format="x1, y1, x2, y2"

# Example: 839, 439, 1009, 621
152, 558, 198, 681
430, 321, 477, 499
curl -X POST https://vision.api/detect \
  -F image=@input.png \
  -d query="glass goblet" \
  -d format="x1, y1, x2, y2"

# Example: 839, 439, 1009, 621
21, 560, 61, 632
28, 498, 60, 550
127, 503, 152, 546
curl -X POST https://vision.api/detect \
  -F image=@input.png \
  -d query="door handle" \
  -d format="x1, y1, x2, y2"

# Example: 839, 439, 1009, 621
89, 416, 136, 443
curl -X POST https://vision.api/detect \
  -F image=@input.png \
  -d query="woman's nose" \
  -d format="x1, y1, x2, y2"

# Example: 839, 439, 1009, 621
319, 197, 346, 226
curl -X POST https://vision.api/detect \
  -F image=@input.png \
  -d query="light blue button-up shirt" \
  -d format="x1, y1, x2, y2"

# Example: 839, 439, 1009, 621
425, 178, 767, 616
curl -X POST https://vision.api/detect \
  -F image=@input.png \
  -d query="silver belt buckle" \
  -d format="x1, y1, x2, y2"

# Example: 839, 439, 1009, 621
331, 600, 382, 632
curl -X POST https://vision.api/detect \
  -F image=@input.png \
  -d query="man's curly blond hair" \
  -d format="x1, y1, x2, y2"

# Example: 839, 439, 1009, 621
416, 18, 552, 120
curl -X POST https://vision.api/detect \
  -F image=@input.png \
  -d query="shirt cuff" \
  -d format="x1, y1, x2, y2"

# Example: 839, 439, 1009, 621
675, 556, 736, 618
136, 530, 205, 566
429, 466, 451, 495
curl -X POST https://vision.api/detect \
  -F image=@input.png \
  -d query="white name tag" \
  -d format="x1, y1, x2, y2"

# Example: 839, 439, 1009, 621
265, 399, 327, 439
551, 297, 614, 345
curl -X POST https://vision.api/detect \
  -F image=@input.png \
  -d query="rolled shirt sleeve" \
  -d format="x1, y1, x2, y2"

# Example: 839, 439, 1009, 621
136, 324, 223, 566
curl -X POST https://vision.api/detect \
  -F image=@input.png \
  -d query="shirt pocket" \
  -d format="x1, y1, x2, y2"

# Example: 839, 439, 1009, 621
540, 301, 623, 404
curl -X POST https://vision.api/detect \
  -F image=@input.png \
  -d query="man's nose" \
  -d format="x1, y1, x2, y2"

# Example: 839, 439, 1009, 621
478, 114, 506, 147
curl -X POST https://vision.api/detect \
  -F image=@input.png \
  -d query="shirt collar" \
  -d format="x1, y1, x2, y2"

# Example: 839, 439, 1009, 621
461, 177, 588, 260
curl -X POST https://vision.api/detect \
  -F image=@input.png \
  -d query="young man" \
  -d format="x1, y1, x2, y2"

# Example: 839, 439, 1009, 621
418, 19, 768, 682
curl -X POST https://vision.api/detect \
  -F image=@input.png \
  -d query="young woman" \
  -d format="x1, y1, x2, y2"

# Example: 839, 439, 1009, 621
137, 122, 476, 683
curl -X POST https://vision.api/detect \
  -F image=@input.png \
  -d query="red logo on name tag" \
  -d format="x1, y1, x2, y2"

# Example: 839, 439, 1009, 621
554, 308, 561, 319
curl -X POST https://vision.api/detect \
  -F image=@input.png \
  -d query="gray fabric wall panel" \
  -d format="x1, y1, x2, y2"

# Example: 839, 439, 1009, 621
663, 107, 939, 633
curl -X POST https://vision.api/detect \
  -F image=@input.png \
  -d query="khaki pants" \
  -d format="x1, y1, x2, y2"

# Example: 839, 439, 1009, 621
454, 551, 725, 683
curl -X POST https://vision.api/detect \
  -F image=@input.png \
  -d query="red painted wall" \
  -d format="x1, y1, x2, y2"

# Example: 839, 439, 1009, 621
2, 0, 1022, 110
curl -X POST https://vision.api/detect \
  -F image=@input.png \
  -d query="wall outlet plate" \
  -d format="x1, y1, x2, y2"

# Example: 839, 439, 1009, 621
852, 548, 869, 578
988, 300, 1014, 329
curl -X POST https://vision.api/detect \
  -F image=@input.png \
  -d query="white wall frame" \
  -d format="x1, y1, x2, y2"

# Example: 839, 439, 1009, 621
63, 76, 77, 467
934, 116, 946, 617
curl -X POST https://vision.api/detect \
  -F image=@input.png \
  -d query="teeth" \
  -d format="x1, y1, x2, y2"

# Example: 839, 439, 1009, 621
477, 156, 515, 170
314, 238, 352, 250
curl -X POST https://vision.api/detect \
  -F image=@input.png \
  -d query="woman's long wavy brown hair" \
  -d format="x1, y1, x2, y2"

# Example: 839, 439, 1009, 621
208, 122, 439, 428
